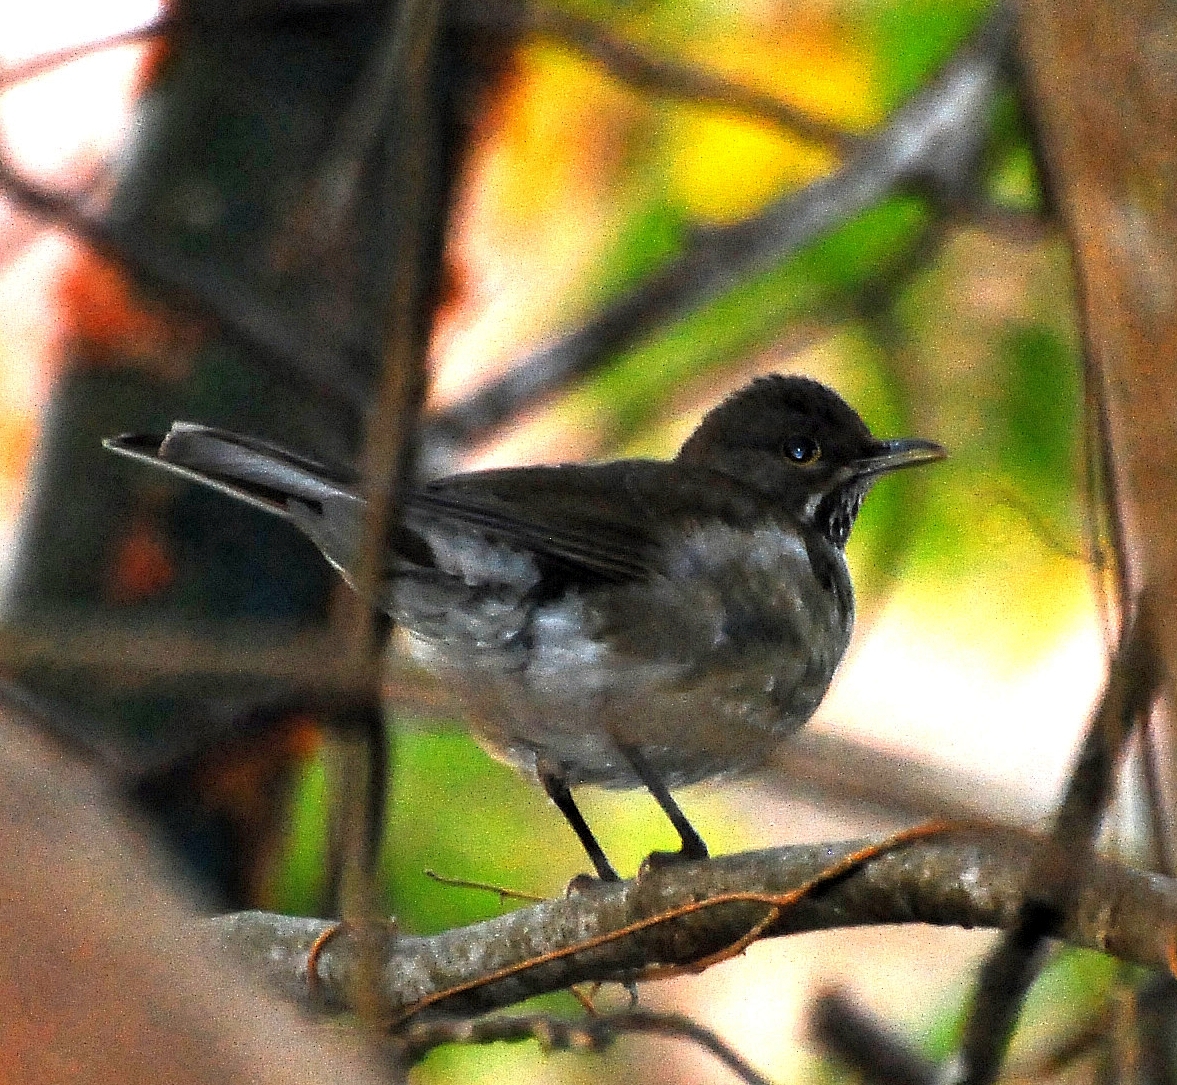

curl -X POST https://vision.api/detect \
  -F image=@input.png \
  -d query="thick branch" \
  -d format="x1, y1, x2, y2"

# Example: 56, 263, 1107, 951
209, 828, 1177, 1021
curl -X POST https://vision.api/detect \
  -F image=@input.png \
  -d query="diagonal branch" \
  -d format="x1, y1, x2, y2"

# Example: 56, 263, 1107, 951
953, 600, 1160, 1085
0, 155, 370, 411
0, 19, 172, 90
428, 4, 1013, 453
392, 1009, 776, 1083
810, 991, 937, 1085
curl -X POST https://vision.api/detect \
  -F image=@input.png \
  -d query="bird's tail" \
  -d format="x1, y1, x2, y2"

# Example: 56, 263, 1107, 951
103, 423, 359, 519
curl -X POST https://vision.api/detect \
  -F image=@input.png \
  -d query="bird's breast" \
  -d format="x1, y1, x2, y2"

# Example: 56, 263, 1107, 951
394, 519, 853, 788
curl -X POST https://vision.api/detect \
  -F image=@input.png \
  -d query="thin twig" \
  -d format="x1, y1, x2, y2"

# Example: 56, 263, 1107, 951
525, 5, 861, 153
0, 18, 172, 90
392, 1009, 775, 1085
346, 0, 442, 660
0, 155, 369, 412
1081, 365, 1126, 647
992, 485, 1089, 565
323, 0, 443, 1003
424, 869, 545, 904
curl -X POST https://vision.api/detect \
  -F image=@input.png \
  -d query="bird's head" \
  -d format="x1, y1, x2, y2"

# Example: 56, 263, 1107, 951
676, 375, 945, 548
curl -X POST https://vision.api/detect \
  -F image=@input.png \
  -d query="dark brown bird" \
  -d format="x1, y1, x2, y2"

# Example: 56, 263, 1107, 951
106, 375, 944, 880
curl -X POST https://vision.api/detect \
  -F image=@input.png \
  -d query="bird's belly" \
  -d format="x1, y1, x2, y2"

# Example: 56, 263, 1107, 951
395, 522, 852, 789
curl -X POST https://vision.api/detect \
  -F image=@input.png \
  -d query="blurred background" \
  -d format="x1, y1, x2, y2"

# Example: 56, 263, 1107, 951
0, 1, 1123, 1082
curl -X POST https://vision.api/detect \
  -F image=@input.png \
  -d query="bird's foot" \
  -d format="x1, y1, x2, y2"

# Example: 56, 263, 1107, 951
564, 869, 620, 896
637, 839, 709, 880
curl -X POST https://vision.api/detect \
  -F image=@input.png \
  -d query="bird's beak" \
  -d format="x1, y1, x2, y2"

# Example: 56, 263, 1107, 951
855, 437, 947, 477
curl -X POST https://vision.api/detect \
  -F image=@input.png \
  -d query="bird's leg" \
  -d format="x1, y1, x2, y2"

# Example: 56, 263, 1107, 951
538, 765, 621, 883
617, 743, 709, 869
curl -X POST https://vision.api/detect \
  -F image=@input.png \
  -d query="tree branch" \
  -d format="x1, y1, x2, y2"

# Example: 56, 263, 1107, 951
810, 991, 937, 1085
209, 826, 1177, 1021
954, 600, 1159, 1085
391, 1009, 776, 1083
0, 19, 171, 90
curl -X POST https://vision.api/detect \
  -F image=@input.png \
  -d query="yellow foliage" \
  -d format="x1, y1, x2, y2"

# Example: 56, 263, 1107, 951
664, 23, 877, 221
478, 43, 640, 233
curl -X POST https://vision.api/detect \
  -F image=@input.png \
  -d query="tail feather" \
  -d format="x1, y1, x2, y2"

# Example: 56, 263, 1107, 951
103, 423, 358, 519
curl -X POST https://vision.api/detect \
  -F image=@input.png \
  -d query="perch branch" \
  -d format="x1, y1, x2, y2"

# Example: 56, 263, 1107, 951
209, 825, 1177, 1021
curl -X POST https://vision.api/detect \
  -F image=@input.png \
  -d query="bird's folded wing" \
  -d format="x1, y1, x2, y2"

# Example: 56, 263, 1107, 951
405, 464, 665, 586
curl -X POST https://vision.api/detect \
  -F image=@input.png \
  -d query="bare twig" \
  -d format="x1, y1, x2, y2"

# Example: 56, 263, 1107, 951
321, 0, 443, 993
0, 18, 172, 90
992, 485, 1089, 565
346, 0, 442, 659
428, 5, 1012, 455
424, 869, 545, 904
392, 1009, 775, 1084
210, 826, 1177, 1019
953, 604, 1160, 1085
525, 5, 860, 153
0, 156, 369, 411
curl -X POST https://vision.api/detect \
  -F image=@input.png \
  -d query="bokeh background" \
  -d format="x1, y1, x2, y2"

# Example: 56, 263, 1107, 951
0, 1, 1120, 1082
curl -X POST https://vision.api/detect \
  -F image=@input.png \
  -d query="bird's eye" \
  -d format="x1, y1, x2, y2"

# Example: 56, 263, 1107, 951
784, 436, 821, 464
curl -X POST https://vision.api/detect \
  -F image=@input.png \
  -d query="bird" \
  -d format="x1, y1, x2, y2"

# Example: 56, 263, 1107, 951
105, 375, 944, 882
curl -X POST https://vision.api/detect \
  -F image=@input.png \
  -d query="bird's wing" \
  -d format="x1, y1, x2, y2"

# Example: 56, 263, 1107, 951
405, 463, 667, 586
106, 426, 667, 586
